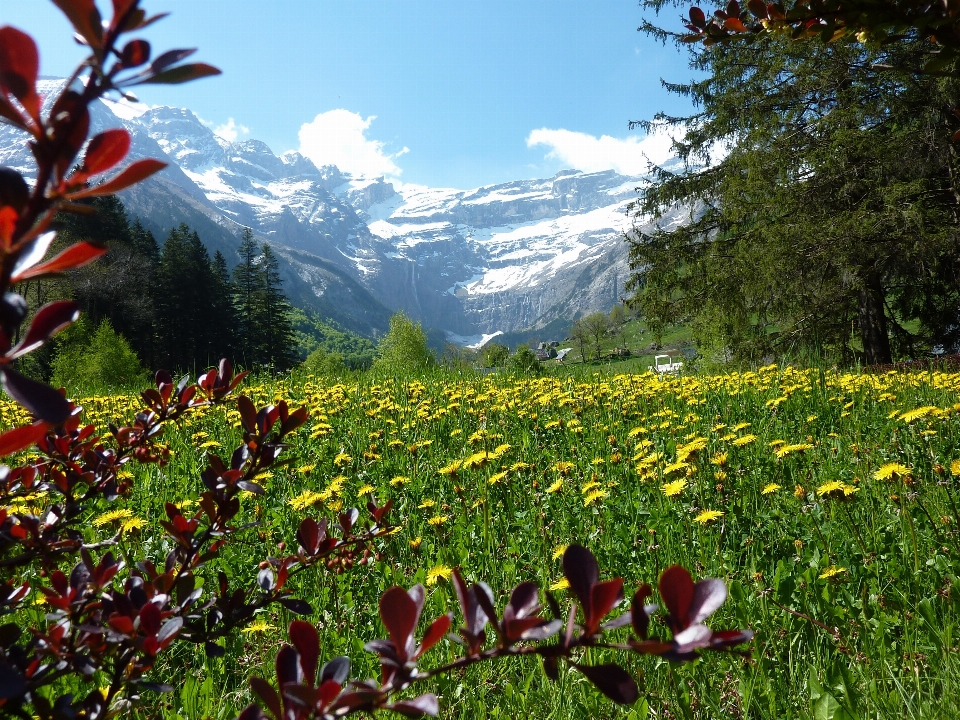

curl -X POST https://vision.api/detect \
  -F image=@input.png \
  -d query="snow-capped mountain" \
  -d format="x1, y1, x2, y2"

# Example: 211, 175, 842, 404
0, 81, 681, 342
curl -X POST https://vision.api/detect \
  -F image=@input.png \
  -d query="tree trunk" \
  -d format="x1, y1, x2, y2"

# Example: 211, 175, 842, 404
858, 270, 892, 365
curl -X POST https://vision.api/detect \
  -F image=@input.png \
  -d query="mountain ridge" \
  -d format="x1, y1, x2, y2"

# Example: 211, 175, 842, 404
0, 82, 684, 344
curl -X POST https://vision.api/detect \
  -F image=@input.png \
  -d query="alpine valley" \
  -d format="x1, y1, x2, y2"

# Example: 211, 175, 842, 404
0, 81, 685, 345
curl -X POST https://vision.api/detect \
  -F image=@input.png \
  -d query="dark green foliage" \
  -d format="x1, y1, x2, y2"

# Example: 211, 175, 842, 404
629, 20, 960, 365
291, 308, 376, 369
478, 342, 510, 368
509, 344, 541, 373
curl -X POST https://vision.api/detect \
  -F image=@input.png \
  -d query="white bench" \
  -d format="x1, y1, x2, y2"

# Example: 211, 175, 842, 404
649, 354, 683, 374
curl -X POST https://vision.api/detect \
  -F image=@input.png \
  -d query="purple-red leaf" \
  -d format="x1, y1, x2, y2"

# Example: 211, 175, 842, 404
588, 578, 624, 630
416, 613, 452, 658
562, 544, 598, 613
573, 663, 639, 705
387, 693, 439, 717
275, 644, 300, 686
689, 6, 707, 27
1, 368, 70, 425
690, 578, 727, 624
237, 395, 257, 433
380, 586, 421, 659
249, 677, 282, 720
505, 581, 539, 621
0, 27, 40, 118
140, 62, 221, 85
631, 584, 654, 639
69, 158, 167, 199
81, 129, 131, 176
319, 656, 350, 686
51, 0, 103, 49
289, 620, 320, 684
0, 422, 46, 456
12, 241, 107, 282
120, 39, 151, 68
8, 300, 79, 359
659, 565, 694, 632
297, 517, 320, 555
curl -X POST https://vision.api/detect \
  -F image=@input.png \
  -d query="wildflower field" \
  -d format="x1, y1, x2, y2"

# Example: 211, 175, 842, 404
5, 364, 960, 719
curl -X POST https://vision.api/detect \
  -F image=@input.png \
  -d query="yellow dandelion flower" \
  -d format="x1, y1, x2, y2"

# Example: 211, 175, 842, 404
732, 434, 758, 447
198, 440, 220, 449
297, 464, 316, 475
552, 544, 568, 561
662, 478, 687, 497
428, 515, 449, 526
584, 489, 608, 506
390, 476, 411, 486
951, 459, 960, 476
693, 509, 723, 525
93, 509, 133, 527
409, 536, 422, 549
732, 422, 751, 432
488, 471, 508, 485
761, 483, 781, 495
426, 565, 453, 586
241, 620, 276, 634
769, 439, 787, 448
874, 462, 911, 481
794, 484, 806, 498
662, 461, 689, 477
418, 499, 436, 509
554, 461, 575, 476
509, 462, 531, 472
289, 490, 324, 511
549, 578, 570, 591
546, 479, 564, 494
774, 443, 814, 459
120, 517, 146, 534
357, 484, 375, 497
333, 452, 353, 467
818, 566, 847, 580
710, 452, 728, 467
900, 406, 940, 423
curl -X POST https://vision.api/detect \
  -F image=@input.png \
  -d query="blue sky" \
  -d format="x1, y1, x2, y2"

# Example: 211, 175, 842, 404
5, 1, 695, 189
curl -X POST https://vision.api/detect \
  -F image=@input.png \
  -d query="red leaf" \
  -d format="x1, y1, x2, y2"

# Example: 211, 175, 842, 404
724, 17, 748, 31
631, 583, 653, 639
120, 39, 151, 68
573, 663, 639, 705
658, 565, 694, 632
12, 242, 106, 282
416, 613, 451, 658
317, 679, 342, 707
1, 368, 70, 424
588, 578, 624, 631
689, 7, 707, 27
237, 395, 257, 433
561, 544, 598, 614
289, 620, 320, 684
50, 0, 103, 49
747, 0, 768, 18
138, 601, 161, 636
0, 423, 46, 456
379, 586, 419, 659
387, 694, 439, 717
689, 578, 727, 624
250, 677, 282, 719
8, 300, 79, 359
0, 27, 40, 118
81, 129, 131, 176
297, 517, 320, 555
140, 62, 221, 85
68, 158, 167, 199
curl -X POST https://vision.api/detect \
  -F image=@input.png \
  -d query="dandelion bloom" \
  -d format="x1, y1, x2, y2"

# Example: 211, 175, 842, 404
552, 544, 568, 561
662, 478, 687, 497
241, 620, 276, 634
761, 483, 781, 495
390, 476, 410, 486
428, 515, 448, 526
816, 480, 858, 499
93, 509, 133, 527
546, 479, 564, 494
732, 434, 758, 447
693, 509, 723, 525
426, 565, 453, 585
818, 566, 847, 580
873, 462, 911, 481
549, 577, 570, 591
357, 484, 375, 497
952, 459, 960, 476
584, 489, 608, 506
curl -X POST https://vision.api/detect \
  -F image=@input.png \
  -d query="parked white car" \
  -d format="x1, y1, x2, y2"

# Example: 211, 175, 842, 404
649, 354, 683, 374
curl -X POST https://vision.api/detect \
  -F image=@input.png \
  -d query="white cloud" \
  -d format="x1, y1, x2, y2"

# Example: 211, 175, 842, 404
213, 118, 249, 143
526, 126, 678, 176
298, 110, 407, 179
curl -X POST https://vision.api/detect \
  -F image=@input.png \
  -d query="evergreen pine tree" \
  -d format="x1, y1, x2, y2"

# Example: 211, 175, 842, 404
208, 250, 240, 364
232, 227, 262, 367
256, 243, 298, 370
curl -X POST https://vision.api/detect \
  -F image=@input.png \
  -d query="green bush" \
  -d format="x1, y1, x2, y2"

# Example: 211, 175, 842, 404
372, 312, 435, 375
509, 344, 541, 373
301, 346, 347, 377
51, 318, 147, 393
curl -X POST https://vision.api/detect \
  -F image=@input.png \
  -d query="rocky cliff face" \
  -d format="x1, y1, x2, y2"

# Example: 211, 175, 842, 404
0, 82, 675, 342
